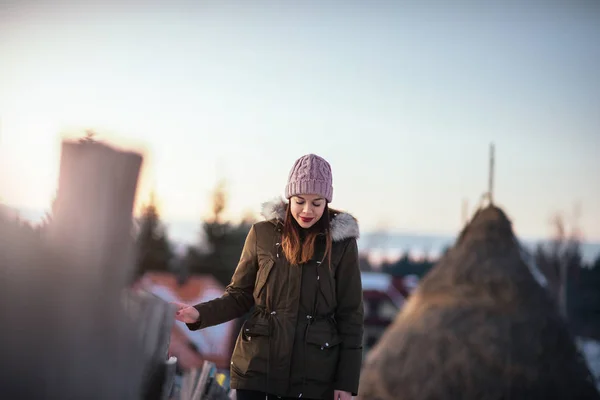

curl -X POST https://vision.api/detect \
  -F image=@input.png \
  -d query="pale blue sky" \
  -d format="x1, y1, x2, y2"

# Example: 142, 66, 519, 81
0, 1, 599, 239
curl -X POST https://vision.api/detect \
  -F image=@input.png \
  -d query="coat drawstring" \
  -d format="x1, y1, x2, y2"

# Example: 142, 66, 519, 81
252, 305, 276, 400
299, 254, 328, 398
266, 310, 275, 400
266, 234, 282, 399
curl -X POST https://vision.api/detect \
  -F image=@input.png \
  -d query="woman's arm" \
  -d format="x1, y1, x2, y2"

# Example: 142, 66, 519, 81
186, 224, 259, 330
333, 238, 364, 395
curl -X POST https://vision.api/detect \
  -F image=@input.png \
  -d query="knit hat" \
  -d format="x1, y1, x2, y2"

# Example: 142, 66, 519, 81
285, 154, 333, 203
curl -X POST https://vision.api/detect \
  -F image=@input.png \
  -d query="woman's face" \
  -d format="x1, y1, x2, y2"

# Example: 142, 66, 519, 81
290, 194, 326, 229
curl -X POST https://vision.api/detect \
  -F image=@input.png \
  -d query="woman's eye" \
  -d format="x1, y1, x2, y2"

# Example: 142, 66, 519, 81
296, 201, 305, 205
313, 203, 322, 207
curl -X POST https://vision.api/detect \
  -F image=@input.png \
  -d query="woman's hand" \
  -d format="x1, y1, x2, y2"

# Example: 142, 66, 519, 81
172, 302, 200, 323
334, 390, 352, 400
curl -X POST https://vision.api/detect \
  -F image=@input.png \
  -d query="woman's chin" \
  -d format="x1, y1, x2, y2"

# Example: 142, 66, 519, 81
296, 219, 316, 229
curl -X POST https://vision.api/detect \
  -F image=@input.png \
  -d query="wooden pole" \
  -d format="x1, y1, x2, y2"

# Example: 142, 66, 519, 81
50, 138, 147, 398
0, 136, 225, 399
49, 139, 143, 288
488, 143, 495, 205
1, 138, 151, 399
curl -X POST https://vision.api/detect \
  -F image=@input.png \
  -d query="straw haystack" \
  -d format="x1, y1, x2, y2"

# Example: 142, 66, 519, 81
358, 205, 599, 400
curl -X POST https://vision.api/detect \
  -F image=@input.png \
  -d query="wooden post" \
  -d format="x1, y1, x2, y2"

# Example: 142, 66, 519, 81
0, 138, 152, 399
488, 143, 495, 205
49, 139, 143, 289
51, 138, 148, 398
461, 198, 469, 226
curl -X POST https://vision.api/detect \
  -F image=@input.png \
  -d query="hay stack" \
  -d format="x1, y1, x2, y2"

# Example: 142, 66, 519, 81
358, 205, 599, 400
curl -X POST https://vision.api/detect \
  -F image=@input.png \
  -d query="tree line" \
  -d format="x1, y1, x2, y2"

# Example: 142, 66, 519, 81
133, 180, 253, 288
3, 179, 598, 340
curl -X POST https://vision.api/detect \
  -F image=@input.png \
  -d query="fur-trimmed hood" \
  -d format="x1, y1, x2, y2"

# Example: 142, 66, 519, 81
260, 198, 359, 242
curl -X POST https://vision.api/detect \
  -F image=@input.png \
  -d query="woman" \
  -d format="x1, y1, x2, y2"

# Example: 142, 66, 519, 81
174, 154, 364, 400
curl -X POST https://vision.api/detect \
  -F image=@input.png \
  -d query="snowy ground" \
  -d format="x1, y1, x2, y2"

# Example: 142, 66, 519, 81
577, 337, 600, 392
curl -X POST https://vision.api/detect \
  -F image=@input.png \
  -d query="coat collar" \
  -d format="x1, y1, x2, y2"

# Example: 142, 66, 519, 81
260, 198, 359, 242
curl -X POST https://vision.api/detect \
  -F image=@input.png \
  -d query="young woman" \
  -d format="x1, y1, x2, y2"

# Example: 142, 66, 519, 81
174, 154, 364, 400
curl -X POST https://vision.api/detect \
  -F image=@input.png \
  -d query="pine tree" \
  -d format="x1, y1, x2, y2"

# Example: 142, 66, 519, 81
135, 193, 172, 278
187, 180, 254, 286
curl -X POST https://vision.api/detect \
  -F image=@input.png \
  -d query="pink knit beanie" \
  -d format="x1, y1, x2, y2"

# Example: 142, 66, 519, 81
285, 154, 333, 203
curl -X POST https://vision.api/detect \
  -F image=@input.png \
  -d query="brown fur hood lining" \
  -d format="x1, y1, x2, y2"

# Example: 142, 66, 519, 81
260, 198, 359, 242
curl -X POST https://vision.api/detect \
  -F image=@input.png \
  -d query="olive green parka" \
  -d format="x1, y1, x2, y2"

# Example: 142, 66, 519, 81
186, 198, 364, 399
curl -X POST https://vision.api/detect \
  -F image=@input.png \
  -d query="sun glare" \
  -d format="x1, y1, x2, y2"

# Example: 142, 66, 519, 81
0, 120, 153, 217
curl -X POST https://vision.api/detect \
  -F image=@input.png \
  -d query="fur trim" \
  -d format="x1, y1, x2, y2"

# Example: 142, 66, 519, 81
260, 197, 287, 222
260, 197, 359, 241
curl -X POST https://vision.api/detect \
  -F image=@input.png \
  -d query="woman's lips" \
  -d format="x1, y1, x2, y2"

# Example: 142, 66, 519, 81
300, 217, 314, 223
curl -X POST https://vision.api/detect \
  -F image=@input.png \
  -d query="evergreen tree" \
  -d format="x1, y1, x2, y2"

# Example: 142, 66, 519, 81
566, 252, 600, 339
593, 253, 600, 270
187, 180, 254, 287
135, 193, 172, 277
381, 253, 434, 278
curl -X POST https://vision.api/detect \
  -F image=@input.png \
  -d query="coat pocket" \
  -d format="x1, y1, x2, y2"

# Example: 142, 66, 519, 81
230, 319, 271, 376
304, 325, 342, 384
253, 257, 275, 300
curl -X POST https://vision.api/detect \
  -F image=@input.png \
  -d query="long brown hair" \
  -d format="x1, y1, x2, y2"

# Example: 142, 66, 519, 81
281, 204, 332, 266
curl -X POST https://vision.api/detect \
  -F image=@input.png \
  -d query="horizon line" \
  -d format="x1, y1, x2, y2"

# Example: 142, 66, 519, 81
4, 202, 600, 246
